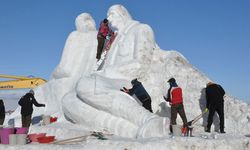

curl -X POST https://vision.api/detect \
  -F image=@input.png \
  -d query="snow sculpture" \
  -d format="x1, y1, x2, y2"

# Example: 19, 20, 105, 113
52, 13, 97, 79
104, 5, 156, 70
62, 5, 170, 138
33, 13, 97, 115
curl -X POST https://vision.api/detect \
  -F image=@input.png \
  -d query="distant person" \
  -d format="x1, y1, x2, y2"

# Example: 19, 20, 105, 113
0, 99, 5, 125
121, 78, 153, 112
164, 78, 188, 133
96, 18, 113, 61
205, 82, 226, 133
18, 89, 45, 127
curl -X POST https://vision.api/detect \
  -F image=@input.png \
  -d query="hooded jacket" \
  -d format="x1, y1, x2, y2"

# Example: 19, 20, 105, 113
97, 22, 113, 38
166, 82, 183, 105
0, 100, 5, 119
128, 80, 151, 102
206, 83, 225, 108
18, 93, 45, 116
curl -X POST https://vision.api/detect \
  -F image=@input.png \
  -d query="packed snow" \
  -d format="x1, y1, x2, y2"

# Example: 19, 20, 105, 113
2, 4, 250, 149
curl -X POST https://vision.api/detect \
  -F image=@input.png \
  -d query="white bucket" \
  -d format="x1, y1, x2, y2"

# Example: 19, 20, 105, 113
42, 115, 51, 126
172, 125, 182, 136
16, 134, 27, 145
9, 134, 17, 145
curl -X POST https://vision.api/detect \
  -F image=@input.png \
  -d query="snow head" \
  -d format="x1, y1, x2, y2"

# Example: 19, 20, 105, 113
75, 13, 96, 32
107, 4, 132, 31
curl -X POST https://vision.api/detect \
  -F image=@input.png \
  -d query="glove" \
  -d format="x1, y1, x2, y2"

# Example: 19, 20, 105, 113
163, 96, 167, 101
42, 104, 46, 107
163, 96, 170, 102
106, 35, 111, 40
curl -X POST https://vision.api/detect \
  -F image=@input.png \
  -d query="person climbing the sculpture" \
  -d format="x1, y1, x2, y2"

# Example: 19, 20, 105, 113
164, 78, 188, 133
121, 78, 153, 113
96, 18, 114, 61
18, 89, 45, 127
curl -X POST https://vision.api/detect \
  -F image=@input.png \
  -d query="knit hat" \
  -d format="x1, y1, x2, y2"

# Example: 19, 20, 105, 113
103, 18, 108, 23
29, 89, 35, 95
206, 82, 214, 87
131, 78, 138, 85
168, 78, 176, 83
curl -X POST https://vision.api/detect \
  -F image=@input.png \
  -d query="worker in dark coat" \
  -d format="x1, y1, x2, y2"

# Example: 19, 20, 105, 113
205, 82, 226, 133
121, 78, 153, 113
18, 89, 45, 127
0, 99, 5, 125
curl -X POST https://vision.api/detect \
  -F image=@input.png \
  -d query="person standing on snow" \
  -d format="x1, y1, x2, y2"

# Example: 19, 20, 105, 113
164, 78, 188, 133
121, 78, 153, 113
205, 82, 226, 133
0, 99, 5, 125
96, 18, 113, 61
18, 89, 45, 127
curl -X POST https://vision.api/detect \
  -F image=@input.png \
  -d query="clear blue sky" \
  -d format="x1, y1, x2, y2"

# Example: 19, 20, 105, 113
0, 0, 249, 103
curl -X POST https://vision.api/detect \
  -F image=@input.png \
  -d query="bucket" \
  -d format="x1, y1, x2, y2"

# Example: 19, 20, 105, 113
42, 115, 51, 125
28, 133, 46, 142
9, 134, 17, 145
0, 127, 3, 143
16, 134, 27, 145
16, 127, 29, 134
0, 128, 15, 144
172, 125, 182, 136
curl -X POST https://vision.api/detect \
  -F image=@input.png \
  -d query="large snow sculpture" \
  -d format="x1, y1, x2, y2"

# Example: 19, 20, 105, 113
62, 5, 170, 138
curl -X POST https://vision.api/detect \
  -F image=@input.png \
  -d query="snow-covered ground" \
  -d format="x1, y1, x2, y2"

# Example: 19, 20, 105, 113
2, 4, 250, 149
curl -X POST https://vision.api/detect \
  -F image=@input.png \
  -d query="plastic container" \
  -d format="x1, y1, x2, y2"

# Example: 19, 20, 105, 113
42, 115, 51, 125
37, 136, 55, 143
50, 117, 58, 123
28, 133, 46, 142
172, 125, 182, 136
0, 128, 15, 144
16, 134, 27, 145
0, 127, 2, 143
9, 134, 17, 145
16, 127, 29, 134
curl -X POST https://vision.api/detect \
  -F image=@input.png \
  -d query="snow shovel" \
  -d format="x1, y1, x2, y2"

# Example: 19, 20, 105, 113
187, 108, 209, 126
186, 108, 209, 136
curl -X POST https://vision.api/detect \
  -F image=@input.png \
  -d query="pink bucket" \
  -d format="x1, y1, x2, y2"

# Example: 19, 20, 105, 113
15, 127, 29, 134
0, 128, 15, 144
0, 127, 2, 143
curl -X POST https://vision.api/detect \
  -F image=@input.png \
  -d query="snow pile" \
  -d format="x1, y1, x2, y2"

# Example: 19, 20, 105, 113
5, 4, 250, 149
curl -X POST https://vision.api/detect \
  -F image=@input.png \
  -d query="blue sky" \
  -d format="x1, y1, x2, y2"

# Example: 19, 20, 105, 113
0, 0, 249, 103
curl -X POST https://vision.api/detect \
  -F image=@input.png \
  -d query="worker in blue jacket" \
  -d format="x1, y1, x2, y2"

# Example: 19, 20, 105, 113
121, 78, 153, 113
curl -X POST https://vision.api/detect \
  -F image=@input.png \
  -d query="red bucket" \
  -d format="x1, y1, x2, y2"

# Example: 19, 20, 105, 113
37, 136, 55, 143
28, 133, 46, 142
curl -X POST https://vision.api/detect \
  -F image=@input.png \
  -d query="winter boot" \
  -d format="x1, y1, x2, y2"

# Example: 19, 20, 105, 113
205, 127, 211, 133
220, 129, 226, 134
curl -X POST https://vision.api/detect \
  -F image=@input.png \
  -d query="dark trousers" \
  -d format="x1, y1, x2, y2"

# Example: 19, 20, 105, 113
142, 100, 153, 113
22, 114, 32, 127
170, 103, 188, 126
96, 37, 105, 60
0, 117, 4, 125
207, 103, 224, 131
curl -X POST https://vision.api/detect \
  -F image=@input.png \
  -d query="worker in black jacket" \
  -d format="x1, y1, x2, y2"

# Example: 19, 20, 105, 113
0, 99, 5, 125
205, 82, 226, 133
18, 89, 45, 127
121, 78, 153, 113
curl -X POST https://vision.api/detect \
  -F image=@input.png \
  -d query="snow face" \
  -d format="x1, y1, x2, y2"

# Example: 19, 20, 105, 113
7, 4, 250, 145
